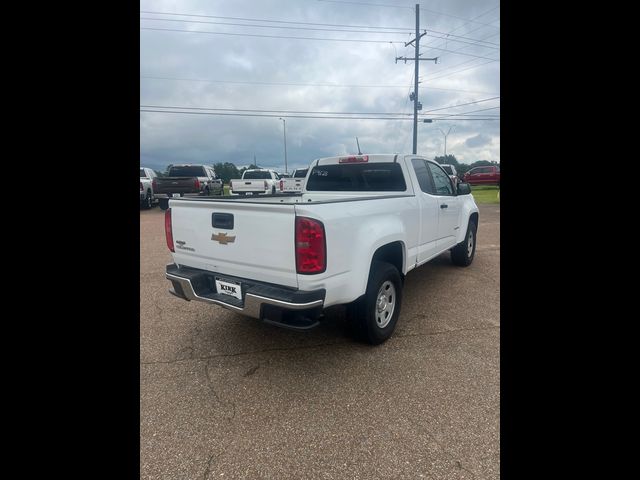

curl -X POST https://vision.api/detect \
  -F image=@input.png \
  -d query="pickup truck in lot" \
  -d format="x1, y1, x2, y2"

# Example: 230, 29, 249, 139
155, 165, 223, 208
140, 167, 158, 209
279, 168, 309, 193
164, 154, 479, 344
229, 169, 280, 195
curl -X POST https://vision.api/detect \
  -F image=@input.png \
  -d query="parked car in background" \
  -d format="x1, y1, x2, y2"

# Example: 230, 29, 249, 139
439, 164, 459, 185
229, 169, 280, 195
279, 167, 309, 193
463, 165, 500, 186
140, 167, 158, 209
155, 165, 223, 209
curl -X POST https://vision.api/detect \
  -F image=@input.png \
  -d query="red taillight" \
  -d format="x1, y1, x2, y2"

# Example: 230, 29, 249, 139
194, 179, 200, 190
152, 178, 157, 190
165, 208, 174, 252
140, 182, 143, 191
295, 216, 326, 274
280, 179, 284, 191
339, 155, 368, 163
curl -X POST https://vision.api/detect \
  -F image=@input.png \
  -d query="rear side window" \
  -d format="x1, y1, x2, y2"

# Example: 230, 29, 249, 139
140, 168, 147, 178
168, 166, 205, 177
441, 165, 453, 175
411, 159, 434, 194
294, 168, 308, 178
306, 163, 406, 192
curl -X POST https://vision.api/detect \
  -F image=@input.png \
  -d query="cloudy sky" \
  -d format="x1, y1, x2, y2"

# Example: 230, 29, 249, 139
140, 0, 500, 172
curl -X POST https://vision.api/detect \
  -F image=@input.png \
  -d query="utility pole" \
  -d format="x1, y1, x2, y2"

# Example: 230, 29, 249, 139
279, 117, 288, 173
396, 4, 438, 154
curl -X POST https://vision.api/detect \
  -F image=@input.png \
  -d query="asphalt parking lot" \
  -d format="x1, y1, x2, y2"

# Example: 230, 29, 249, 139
140, 204, 500, 479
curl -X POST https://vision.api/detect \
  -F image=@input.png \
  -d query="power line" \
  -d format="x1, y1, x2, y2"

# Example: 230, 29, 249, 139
140, 109, 499, 120
140, 16, 413, 35
139, 75, 500, 95
420, 46, 498, 61
420, 96, 500, 114
425, 59, 498, 81
424, 33, 499, 50
141, 10, 500, 45
140, 110, 415, 120
316, 0, 413, 9
427, 106, 500, 119
141, 104, 417, 115
140, 26, 406, 43
140, 10, 413, 30
419, 5, 501, 29
139, 103, 499, 117
424, 29, 499, 46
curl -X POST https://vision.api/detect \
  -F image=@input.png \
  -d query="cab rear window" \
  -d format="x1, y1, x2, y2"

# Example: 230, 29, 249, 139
306, 163, 406, 191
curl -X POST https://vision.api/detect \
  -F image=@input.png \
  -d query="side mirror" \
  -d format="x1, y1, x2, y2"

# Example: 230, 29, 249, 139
457, 182, 471, 195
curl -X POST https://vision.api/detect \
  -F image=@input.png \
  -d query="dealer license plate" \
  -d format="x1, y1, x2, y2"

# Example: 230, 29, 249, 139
215, 277, 242, 300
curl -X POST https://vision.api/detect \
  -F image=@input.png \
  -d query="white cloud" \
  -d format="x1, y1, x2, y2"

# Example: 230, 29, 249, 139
140, 0, 500, 171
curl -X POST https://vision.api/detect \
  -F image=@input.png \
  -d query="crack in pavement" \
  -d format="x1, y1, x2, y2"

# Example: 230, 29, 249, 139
201, 451, 224, 480
204, 358, 237, 421
141, 340, 349, 365
418, 424, 478, 479
395, 325, 499, 339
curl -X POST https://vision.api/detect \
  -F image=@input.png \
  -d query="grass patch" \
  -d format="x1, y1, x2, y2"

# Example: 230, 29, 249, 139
471, 185, 500, 204
223, 185, 230, 196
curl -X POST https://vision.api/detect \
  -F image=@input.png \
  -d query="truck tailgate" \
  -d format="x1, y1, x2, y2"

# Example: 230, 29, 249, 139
156, 177, 199, 194
169, 199, 298, 288
231, 180, 267, 192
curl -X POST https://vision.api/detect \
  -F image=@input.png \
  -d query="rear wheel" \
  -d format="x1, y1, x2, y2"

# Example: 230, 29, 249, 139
451, 220, 477, 266
348, 261, 403, 345
143, 190, 153, 209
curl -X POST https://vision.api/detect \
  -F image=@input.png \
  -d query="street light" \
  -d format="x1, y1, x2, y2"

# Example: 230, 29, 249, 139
438, 126, 455, 157
278, 117, 288, 174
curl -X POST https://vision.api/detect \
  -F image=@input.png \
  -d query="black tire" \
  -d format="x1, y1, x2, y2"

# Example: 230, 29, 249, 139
272, 186, 276, 194
348, 261, 403, 345
451, 220, 477, 266
142, 190, 153, 209
204, 187, 210, 197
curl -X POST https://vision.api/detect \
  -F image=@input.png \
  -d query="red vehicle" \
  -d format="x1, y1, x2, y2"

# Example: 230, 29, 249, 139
463, 165, 500, 186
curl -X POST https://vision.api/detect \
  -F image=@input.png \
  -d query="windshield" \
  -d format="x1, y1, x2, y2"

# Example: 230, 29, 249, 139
168, 166, 205, 177
441, 166, 453, 175
243, 171, 272, 179
140, 168, 147, 178
306, 163, 406, 192
293, 168, 308, 178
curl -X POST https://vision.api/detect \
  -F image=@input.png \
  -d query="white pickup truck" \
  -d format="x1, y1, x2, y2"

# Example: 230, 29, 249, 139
230, 169, 280, 195
164, 154, 479, 344
140, 167, 158, 209
279, 168, 309, 193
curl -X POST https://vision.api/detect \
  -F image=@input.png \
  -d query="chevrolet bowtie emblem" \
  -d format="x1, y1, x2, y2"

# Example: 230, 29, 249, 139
211, 232, 236, 245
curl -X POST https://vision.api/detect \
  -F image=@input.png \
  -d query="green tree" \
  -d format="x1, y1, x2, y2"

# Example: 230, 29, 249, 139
434, 154, 459, 167
212, 162, 241, 183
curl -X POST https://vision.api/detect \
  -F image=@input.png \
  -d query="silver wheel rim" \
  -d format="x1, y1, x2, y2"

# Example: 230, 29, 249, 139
375, 281, 396, 329
467, 230, 474, 257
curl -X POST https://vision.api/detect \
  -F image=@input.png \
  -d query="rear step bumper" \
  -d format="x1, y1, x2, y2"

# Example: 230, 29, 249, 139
165, 264, 325, 330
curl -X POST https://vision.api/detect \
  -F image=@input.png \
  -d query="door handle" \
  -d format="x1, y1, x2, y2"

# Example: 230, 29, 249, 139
440, 204, 448, 209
